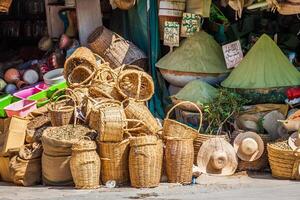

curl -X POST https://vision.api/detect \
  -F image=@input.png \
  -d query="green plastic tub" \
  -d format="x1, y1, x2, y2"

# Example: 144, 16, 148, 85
0, 94, 21, 118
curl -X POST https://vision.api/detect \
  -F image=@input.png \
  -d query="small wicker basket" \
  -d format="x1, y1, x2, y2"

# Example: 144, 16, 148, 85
70, 137, 101, 189
129, 135, 163, 188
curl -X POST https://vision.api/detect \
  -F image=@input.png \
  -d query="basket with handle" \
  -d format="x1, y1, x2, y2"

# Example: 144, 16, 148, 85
117, 70, 154, 102
88, 99, 122, 130
114, 64, 144, 77
165, 136, 194, 184
129, 134, 163, 188
98, 139, 130, 185
163, 101, 202, 140
70, 137, 101, 189
123, 99, 162, 134
267, 140, 300, 180
64, 47, 98, 81
48, 94, 77, 127
0, 0, 12, 13
68, 64, 96, 87
87, 26, 147, 70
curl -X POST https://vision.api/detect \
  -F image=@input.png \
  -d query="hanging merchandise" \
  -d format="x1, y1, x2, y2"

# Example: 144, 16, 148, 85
222, 34, 300, 104
186, 0, 212, 18
156, 31, 229, 87
197, 138, 238, 176
171, 80, 218, 112
0, 0, 12, 13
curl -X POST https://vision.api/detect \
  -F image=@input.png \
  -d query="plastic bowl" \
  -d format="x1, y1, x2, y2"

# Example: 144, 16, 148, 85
5, 99, 37, 117
43, 68, 65, 85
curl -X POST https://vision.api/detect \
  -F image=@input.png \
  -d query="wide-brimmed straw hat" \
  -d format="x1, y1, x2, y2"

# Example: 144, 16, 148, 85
197, 138, 238, 176
234, 131, 264, 162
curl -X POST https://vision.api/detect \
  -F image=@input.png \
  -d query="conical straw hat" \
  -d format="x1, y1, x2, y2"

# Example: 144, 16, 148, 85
288, 131, 300, 151
234, 131, 264, 162
197, 138, 238, 176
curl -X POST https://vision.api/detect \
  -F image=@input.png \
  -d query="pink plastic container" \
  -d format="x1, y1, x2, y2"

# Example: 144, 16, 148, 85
13, 87, 41, 99
5, 99, 37, 117
35, 82, 49, 91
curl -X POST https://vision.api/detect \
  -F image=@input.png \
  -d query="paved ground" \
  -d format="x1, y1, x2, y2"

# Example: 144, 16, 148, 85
0, 172, 299, 200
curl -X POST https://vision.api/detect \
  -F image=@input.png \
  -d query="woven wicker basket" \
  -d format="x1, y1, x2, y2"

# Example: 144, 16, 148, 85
98, 139, 130, 185
123, 99, 162, 134
231, 130, 272, 171
0, 0, 12, 13
88, 99, 122, 130
114, 64, 144, 76
68, 65, 95, 87
87, 26, 147, 70
165, 137, 194, 184
117, 70, 154, 101
64, 47, 98, 81
163, 101, 202, 140
48, 95, 76, 127
129, 135, 163, 188
267, 140, 300, 180
70, 137, 100, 189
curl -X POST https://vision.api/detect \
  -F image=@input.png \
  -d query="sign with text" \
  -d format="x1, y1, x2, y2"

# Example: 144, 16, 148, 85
181, 13, 201, 37
164, 21, 180, 47
222, 40, 243, 69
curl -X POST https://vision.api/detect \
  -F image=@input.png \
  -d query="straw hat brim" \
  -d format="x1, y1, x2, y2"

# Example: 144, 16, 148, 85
288, 132, 300, 151
233, 131, 264, 162
197, 138, 238, 176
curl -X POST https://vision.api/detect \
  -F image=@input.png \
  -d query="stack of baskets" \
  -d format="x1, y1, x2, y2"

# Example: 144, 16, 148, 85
41, 125, 96, 186
163, 101, 201, 184
267, 140, 300, 180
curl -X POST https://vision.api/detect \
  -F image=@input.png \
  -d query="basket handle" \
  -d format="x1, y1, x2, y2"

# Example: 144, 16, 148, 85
136, 72, 142, 99
124, 119, 146, 132
100, 158, 111, 161
50, 88, 77, 102
68, 69, 96, 87
94, 68, 117, 84
165, 101, 203, 132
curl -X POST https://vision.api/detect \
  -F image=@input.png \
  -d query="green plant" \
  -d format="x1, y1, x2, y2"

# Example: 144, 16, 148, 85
203, 88, 248, 134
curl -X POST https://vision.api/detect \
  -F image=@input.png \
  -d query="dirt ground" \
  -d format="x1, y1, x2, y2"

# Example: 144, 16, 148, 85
0, 172, 299, 200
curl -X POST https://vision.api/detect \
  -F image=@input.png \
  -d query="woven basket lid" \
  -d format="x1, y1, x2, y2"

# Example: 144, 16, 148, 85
233, 131, 264, 162
288, 132, 300, 151
197, 138, 238, 176
222, 34, 300, 89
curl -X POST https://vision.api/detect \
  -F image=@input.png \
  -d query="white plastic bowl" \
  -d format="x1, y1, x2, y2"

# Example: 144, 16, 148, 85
43, 68, 65, 85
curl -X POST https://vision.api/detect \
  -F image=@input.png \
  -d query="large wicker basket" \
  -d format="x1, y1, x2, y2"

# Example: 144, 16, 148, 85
129, 135, 163, 188
70, 138, 100, 189
231, 130, 272, 171
165, 137, 194, 184
87, 26, 147, 70
98, 139, 130, 185
267, 140, 300, 180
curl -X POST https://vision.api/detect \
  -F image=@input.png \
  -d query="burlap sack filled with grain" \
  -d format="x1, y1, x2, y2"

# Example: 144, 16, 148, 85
9, 143, 43, 186
26, 115, 50, 144
186, 0, 212, 17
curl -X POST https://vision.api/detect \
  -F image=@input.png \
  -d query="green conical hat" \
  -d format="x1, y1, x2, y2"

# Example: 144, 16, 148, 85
156, 31, 228, 74
222, 34, 300, 89
173, 80, 218, 105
